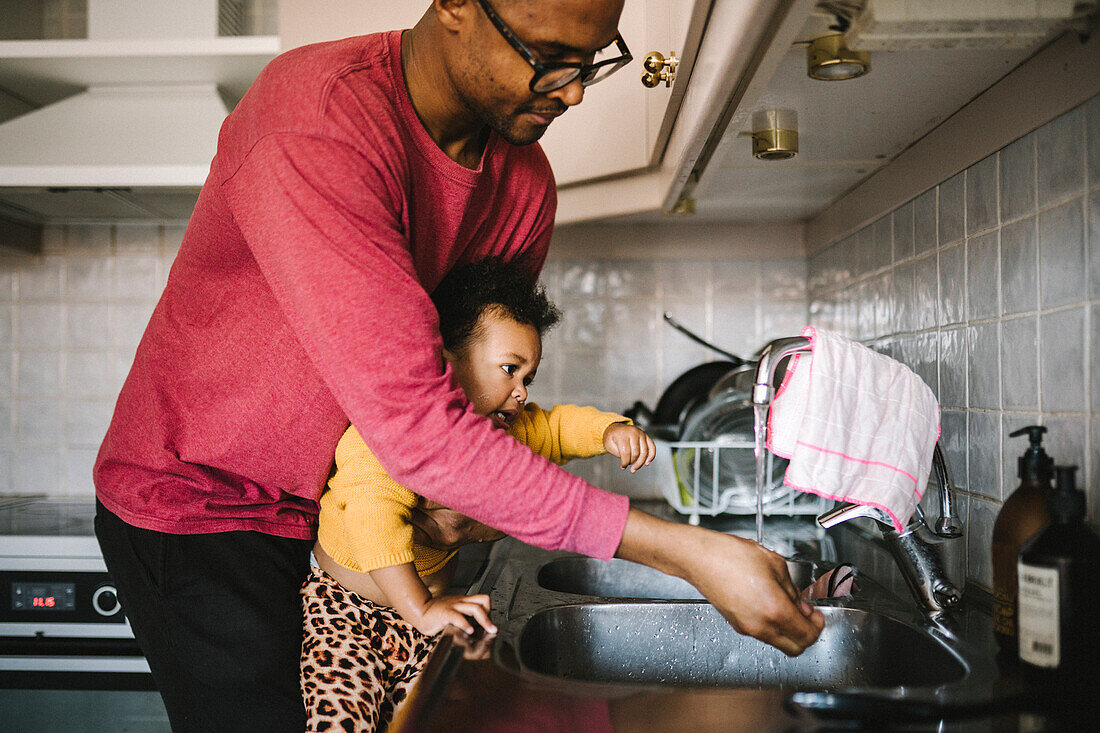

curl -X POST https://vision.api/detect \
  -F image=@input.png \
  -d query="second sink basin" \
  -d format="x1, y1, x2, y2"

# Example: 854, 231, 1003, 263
516, 603, 967, 689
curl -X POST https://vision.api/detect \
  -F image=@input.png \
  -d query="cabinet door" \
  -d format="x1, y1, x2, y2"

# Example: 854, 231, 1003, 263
278, 2, 424, 50
539, 0, 699, 187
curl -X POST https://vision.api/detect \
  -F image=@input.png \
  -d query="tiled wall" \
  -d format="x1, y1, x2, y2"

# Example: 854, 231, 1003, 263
807, 93, 1100, 590
0, 224, 182, 496
0, 219, 807, 501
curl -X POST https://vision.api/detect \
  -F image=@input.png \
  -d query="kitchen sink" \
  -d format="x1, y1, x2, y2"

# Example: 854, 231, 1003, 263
515, 603, 967, 689
536, 557, 821, 599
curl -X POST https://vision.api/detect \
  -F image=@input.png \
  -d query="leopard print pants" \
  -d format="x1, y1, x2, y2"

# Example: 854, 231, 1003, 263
300, 566, 438, 732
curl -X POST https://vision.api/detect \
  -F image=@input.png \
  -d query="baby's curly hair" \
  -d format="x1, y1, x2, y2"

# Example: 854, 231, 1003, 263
431, 255, 561, 354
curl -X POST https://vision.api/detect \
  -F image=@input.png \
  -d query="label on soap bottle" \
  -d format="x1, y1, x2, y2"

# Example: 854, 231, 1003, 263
1017, 561, 1060, 668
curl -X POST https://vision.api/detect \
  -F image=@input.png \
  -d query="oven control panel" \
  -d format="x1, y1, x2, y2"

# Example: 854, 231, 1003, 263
1, 571, 126, 626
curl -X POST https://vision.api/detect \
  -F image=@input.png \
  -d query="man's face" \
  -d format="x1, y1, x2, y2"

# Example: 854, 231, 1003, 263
451, 0, 625, 145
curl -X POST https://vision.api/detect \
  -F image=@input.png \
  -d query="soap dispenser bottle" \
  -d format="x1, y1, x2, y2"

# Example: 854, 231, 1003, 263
992, 425, 1054, 653
1017, 466, 1100, 679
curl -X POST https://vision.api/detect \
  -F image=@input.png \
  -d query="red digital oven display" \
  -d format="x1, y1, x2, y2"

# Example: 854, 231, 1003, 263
12, 582, 76, 612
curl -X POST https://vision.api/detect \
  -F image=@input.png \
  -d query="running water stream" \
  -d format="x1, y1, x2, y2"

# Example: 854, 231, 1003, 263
753, 403, 769, 545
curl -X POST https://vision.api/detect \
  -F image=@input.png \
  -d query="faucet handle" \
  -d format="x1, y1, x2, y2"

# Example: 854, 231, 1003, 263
817, 501, 894, 529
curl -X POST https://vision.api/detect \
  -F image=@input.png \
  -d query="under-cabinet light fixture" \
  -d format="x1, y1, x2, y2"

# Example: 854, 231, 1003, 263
807, 34, 870, 80
751, 109, 798, 161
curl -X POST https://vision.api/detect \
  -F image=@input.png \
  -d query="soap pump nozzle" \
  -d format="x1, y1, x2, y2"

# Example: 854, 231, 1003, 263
1009, 425, 1053, 482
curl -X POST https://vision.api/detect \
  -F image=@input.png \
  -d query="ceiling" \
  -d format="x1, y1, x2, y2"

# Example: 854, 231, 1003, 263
685, 8, 1054, 222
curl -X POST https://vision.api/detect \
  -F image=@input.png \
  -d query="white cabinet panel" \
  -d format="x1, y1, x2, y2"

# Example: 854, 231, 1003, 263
278, 1, 424, 51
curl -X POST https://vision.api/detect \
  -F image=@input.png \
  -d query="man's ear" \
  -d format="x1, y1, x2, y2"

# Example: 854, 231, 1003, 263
433, 0, 475, 33
441, 346, 457, 364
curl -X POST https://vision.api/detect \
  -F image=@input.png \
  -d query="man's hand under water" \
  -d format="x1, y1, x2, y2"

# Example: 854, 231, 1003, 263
616, 508, 825, 656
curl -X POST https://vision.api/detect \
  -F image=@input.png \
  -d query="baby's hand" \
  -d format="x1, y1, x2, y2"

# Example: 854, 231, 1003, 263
604, 423, 657, 473
410, 594, 496, 637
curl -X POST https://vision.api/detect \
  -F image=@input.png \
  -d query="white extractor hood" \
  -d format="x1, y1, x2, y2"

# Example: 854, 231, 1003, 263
0, 0, 277, 224
0, 84, 228, 188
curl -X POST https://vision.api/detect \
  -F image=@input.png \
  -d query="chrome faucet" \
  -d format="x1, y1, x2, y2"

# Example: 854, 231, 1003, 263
752, 336, 965, 614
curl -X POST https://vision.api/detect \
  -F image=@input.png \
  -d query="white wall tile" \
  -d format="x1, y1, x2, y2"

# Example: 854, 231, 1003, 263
966, 154, 999, 236
968, 411, 1002, 500
1000, 216, 1038, 316
63, 448, 98, 494
1039, 197, 1086, 309
966, 496, 998, 590
17, 257, 63, 300
111, 256, 161, 301
17, 399, 62, 448
15, 448, 60, 494
113, 223, 160, 255
1039, 306, 1086, 413
16, 351, 60, 397
66, 304, 110, 349
1001, 316, 1038, 410
108, 303, 155, 350
65, 352, 113, 399
966, 231, 999, 321
1036, 107, 1085, 209
1000, 133, 1036, 223
64, 401, 114, 448
17, 304, 63, 348
65, 225, 111, 254
64, 256, 112, 301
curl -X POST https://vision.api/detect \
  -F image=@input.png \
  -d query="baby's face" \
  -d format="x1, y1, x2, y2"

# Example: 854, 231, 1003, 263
446, 309, 542, 430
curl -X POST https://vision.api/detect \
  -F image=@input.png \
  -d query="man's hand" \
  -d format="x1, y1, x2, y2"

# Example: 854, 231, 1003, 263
603, 423, 656, 473
410, 498, 506, 552
616, 508, 824, 656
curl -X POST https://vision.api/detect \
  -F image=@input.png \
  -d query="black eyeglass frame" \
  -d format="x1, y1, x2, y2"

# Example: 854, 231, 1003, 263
474, 0, 633, 93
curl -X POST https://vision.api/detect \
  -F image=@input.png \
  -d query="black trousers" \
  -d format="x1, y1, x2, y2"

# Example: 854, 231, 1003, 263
94, 501, 313, 732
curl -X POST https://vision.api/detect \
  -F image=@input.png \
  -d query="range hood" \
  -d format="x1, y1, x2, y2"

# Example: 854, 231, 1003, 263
0, 0, 277, 227
0, 84, 226, 221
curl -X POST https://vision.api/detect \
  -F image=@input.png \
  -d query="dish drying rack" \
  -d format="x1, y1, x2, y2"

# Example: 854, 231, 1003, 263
653, 437, 831, 526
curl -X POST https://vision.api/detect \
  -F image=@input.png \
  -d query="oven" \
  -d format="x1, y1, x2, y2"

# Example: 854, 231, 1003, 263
0, 497, 152, 690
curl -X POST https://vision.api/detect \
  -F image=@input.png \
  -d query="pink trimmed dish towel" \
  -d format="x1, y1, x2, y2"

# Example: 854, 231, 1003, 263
767, 326, 940, 533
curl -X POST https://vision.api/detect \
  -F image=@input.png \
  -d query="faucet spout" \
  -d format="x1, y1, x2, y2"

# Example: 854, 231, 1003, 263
751, 336, 811, 407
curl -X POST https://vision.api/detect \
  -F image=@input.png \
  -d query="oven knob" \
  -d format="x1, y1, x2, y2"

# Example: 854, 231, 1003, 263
92, 585, 121, 617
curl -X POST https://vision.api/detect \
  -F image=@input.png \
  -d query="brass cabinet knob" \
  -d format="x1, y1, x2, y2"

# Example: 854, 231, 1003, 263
641, 51, 679, 88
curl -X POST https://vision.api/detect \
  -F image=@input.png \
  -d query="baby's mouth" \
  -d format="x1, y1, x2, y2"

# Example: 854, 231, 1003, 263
491, 409, 516, 429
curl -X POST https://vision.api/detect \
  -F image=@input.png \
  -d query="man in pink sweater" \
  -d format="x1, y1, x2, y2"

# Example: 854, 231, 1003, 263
94, 1, 824, 730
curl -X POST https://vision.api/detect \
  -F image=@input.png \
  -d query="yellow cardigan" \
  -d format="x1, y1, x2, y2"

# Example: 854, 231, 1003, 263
317, 403, 629, 577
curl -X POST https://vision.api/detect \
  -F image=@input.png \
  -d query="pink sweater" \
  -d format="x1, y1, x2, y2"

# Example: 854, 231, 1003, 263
93, 30, 629, 560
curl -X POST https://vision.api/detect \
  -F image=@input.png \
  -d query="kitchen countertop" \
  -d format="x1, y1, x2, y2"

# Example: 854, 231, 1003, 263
391, 509, 1087, 732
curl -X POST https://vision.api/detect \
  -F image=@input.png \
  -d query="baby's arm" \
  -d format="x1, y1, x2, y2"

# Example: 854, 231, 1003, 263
510, 403, 656, 470
369, 563, 496, 637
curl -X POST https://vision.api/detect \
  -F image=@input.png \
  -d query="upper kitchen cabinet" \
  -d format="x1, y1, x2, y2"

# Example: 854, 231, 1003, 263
0, 0, 279, 111
0, 0, 280, 223
538, 0, 702, 186
277, 1, 423, 51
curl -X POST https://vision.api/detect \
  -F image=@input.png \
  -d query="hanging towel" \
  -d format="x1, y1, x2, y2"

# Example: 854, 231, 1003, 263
767, 326, 940, 533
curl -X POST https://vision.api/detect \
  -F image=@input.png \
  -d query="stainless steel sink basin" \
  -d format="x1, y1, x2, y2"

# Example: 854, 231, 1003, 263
536, 557, 818, 599
515, 603, 967, 689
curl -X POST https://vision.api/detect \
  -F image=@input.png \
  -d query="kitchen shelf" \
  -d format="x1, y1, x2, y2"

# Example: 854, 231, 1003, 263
0, 36, 280, 105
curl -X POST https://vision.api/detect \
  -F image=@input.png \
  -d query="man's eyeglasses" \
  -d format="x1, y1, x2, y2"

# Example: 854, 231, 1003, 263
475, 0, 633, 94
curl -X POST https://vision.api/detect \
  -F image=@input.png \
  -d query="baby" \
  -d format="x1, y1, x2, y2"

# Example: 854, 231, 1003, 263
299, 256, 655, 732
